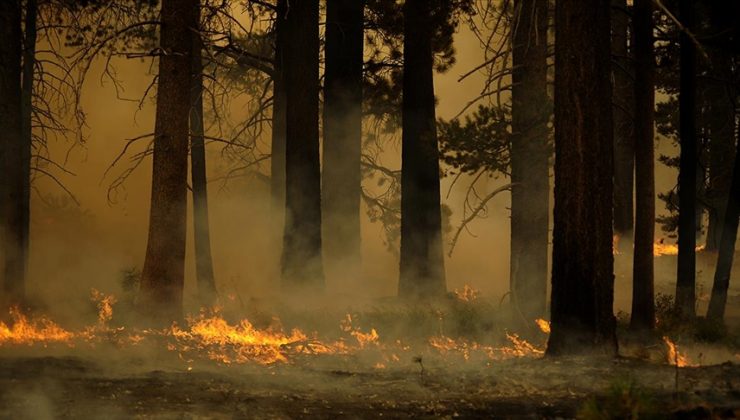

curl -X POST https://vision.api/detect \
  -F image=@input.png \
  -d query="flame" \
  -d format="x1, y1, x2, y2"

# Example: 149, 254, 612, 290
0, 307, 74, 346
535, 318, 551, 334
653, 241, 705, 257
1, 290, 550, 366
428, 333, 543, 361
663, 336, 694, 367
454, 284, 480, 302
171, 312, 309, 364
91, 289, 116, 325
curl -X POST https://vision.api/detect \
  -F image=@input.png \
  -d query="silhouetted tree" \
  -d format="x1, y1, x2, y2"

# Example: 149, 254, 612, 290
398, 0, 446, 298
509, 0, 549, 321
323, 0, 365, 281
612, 0, 634, 246
190, 2, 216, 304
139, 0, 197, 322
270, 0, 286, 229
547, 0, 617, 355
705, 0, 740, 321
0, 0, 24, 306
280, 0, 324, 290
707, 121, 740, 321
630, 0, 655, 331
675, 0, 697, 318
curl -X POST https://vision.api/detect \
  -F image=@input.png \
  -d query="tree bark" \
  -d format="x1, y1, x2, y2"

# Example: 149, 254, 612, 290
547, 0, 617, 356
509, 0, 549, 321
140, 0, 197, 322
707, 120, 740, 321
270, 0, 286, 231
398, 0, 446, 298
190, 4, 217, 305
19, 0, 36, 298
0, 0, 24, 306
280, 0, 324, 291
630, 0, 655, 331
675, 0, 697, 318
322, 0, 364, 281
611, 0, 635, 246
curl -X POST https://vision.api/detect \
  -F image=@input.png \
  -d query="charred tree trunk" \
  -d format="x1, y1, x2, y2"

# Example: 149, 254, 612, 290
0, 0, 24, 306
630, 0, 655, 331
322, 0, 364, 281
707, 119, 740, 321
547, 0, 617, 356
190, 5, 217, 305
270, 0, 286, 230
19, 0, 36, 295
398, 0, 446, 298
705, 51, 735, 252
611, 0, 635, 246
675, 0, 697, 318
140, 0, 197, 322
510, 0, 549, 321
280, 0, 324, 290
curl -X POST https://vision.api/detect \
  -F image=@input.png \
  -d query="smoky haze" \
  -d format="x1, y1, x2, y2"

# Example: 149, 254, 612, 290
26, 22, 688, 322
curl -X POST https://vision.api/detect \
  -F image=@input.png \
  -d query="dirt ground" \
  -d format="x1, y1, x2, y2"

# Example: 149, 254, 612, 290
0, 353, 738, 419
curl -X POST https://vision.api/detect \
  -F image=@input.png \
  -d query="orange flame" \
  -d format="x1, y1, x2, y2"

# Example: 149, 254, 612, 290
0, 307, 74, 346
454, 285, 480, 302
535, 318, 551, 334
663, 336, 694, 367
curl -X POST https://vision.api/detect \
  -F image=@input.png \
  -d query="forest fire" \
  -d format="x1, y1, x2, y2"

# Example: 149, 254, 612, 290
613, 235, 707, 257
663, 336, 694, 367
0, 291, 548, 366
535, 318, 551, 334
0, 308, 74, 346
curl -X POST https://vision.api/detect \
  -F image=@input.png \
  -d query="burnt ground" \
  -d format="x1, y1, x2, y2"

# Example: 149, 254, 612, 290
0, 354, 738, 419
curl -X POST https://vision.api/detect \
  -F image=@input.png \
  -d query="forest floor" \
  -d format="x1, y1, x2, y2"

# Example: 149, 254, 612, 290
2, 251, 740, 418
0, 342, 739, 418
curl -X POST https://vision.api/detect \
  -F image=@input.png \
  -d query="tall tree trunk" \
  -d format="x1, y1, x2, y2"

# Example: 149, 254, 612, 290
139, 0, 197, 322
190, 4, 216, 305
547, 0, 617, 356
675, 0, 697, 318
509, 0, 549, 321
0, 0, 24, 306
611, 0, 635, 246
270, 0, 286, 231
19, 0, 36, 296
322, 0, 364, 281
707, 119, 740, 321
630, 0, 655, 331
280, 0, 324, 290
704, 51, 735, 252
398, 0, 446, 299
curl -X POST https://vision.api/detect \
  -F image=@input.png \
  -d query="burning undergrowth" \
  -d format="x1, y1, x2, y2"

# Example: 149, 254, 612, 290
0, 287, 550, 370
1, 286, 735, 372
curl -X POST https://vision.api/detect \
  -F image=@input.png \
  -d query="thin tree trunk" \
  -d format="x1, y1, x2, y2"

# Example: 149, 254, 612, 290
675, 0, 697, 318
280, 0, 324, 291
630, 0, 655, 331
547, 0, 617, 356
140, 0, 197, 322
19, 0, 36, 294
0, 0, 24, 306
322, 0, 364, 281
612, 0, 635, 246
270, 0, 286, 230
190, 5, 216, 305
705, 51, 735, 252
706, 119, 740, 321
398, 0, 446, 299
510, 0, 549, 321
